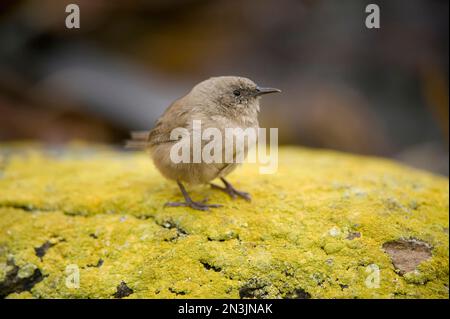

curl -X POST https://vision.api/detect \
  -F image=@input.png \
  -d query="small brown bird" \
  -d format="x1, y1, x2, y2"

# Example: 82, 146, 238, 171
130, 76, 280, 211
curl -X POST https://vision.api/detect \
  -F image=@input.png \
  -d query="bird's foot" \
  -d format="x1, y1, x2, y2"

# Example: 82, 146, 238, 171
211, 182, 251, 202
164, 198, 222, 211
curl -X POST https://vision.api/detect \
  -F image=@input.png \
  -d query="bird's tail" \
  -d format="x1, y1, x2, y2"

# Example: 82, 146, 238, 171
125, 131, 150, 150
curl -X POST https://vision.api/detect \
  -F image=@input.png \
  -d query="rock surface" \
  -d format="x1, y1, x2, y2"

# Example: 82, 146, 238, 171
0, 143, 448, 298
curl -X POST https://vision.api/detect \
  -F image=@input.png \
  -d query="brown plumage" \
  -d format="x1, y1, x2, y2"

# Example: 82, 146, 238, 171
129, 76, 280, 211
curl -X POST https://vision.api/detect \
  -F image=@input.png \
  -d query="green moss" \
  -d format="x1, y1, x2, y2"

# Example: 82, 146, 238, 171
17, 263, 38, 279
0, 143, 448, 298
5, 291, 34, 299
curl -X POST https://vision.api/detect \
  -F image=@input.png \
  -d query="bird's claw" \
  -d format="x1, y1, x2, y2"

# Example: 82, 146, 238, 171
164, 199, 222, 211
210, 183, 251, 202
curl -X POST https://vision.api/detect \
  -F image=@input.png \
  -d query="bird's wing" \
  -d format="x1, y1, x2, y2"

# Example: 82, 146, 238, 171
147, 96, 192, 147
125, 97, 191, 150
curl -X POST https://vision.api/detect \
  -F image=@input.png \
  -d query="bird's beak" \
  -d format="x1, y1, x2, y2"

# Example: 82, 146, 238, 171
255, 86, 282, 96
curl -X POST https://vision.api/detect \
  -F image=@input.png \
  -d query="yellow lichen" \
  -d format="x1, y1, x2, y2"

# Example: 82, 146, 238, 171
0, 143, 448, 298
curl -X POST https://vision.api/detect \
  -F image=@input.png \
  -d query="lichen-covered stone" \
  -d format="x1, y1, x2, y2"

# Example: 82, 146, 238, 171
0, 143, 448, 298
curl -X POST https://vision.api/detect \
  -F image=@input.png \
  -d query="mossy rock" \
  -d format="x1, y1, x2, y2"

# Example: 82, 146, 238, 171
0, 143, 448, 299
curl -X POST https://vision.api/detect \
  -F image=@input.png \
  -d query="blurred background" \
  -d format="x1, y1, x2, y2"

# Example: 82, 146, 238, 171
0, 0, 448, 175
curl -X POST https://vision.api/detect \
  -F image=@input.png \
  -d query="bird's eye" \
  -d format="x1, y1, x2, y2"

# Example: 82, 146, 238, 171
233, 90, 241, 97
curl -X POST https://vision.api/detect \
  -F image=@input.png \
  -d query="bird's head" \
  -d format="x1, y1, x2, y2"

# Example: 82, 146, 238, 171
191, 76, 281, 115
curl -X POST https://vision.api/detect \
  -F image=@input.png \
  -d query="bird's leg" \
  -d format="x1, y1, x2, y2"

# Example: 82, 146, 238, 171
211, 177, 251, 201
165, 181, 222, 211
